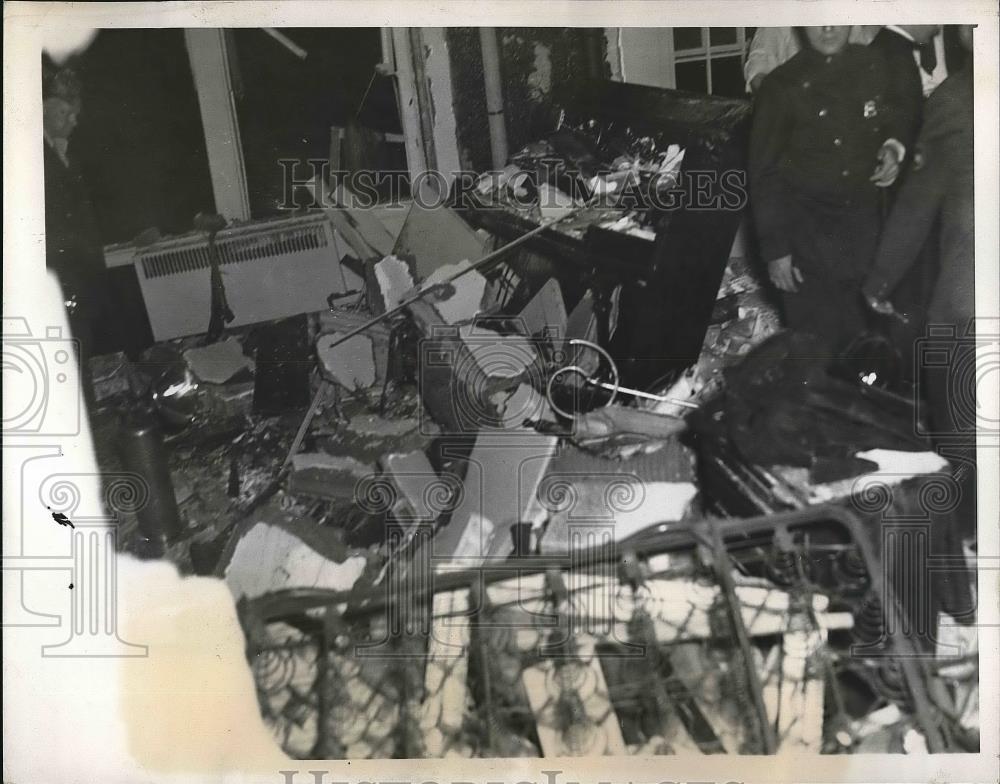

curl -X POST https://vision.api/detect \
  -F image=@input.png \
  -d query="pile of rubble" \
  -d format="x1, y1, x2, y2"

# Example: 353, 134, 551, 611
89, 188, 976, 760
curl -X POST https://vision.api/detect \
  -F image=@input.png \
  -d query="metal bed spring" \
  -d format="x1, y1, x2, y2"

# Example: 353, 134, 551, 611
239, 505, 947, 758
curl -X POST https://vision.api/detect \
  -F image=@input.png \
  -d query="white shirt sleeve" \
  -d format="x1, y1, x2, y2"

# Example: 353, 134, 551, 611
744, 27, 800, 92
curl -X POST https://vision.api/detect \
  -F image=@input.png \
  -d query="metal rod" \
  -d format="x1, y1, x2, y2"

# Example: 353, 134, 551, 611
281, 369, 325, 469
247, 505, 860, 622
262, 28, 308, 60
585, 378, 700, 407
320, 201, 594, 353
278, 201, 595, 470
708, 518, 778, 753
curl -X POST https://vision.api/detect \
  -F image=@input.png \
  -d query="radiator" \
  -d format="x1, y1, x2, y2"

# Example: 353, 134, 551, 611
135, 213, 360, 341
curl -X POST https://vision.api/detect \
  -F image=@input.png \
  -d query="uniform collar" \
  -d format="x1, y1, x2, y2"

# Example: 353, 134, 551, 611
801, 45, 852, 66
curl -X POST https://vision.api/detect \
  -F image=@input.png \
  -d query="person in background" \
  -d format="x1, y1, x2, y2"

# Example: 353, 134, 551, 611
749, 26, 905, 355
864, 25, 975, 446
868, 25, 969, 381
868, 25, 943, 159
872, 25, 967, 102
43, 62, 106, 407
744, 25, 879, 94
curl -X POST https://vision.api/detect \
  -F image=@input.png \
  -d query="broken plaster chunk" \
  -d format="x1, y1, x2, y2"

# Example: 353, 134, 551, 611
459, 324, 536, 380
380, 450, 438, 520
316, 332, 376, 389
392, 201, 487, 283
224, 521, 366, 601
433, 431, 558, 566
421, 260, 486, 325
518, 277, 567, 337
182, 337, 253, 384
374, 254, 415, 311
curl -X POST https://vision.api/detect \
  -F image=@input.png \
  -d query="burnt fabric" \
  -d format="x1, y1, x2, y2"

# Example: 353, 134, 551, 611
700, 332, 927, 469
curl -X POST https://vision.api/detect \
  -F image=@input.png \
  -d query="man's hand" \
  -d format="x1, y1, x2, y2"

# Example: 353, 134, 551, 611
871, 143, 901, 187
768, 255, 803, 293
862, 288, 910, 323
749, 74, 766, 94
864, 293, 896, 315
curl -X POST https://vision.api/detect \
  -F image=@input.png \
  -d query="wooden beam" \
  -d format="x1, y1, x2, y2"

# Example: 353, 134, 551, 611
183, 29, 251, 222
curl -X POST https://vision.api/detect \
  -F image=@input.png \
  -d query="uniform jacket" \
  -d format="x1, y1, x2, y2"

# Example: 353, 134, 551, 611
869, 28, 925, 152
749, 44, 905, 264
864, 64, 974, 325
43, 140, 106, 305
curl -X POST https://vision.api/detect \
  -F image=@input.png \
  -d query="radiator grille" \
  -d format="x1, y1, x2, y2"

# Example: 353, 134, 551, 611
137, 214, 333, 280
134, 212, 360, 341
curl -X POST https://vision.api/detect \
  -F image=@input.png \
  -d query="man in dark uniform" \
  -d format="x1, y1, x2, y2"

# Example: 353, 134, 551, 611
749, 26, 905, 355
43, 64, 106, 406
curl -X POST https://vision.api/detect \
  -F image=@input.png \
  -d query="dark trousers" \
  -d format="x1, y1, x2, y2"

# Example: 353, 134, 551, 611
780, 195, 879, 355
886, 220, 941, 383
781, 273, 870, 359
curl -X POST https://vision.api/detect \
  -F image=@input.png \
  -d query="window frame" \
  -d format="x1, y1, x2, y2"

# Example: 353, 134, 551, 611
670, 27, 749, 95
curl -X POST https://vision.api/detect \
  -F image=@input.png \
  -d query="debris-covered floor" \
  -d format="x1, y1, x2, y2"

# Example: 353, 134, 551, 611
88, 119, 978, 757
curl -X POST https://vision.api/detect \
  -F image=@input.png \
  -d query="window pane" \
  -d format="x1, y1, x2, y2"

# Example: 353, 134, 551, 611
673, 27, 704, 51
709, 55, 745, 98
675, 59, 708, 93
709, 27, 739, 46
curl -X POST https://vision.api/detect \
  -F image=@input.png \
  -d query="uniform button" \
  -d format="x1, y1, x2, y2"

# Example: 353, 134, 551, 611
802, 80, 811, 89
833, 137, 843, 147
841, 169, 850, 177
818, 108, 828, 117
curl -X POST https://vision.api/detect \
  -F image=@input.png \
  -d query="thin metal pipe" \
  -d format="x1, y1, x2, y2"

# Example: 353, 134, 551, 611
479, 27, 509, 170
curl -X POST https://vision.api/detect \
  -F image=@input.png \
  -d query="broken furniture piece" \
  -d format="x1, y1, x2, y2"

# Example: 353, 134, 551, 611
461, 79, 751, 390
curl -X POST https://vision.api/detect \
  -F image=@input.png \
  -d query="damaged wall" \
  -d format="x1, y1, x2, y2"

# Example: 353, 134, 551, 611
446, 28, 609, 172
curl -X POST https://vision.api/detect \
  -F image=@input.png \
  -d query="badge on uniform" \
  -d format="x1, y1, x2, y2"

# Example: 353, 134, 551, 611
863, 100, 878, 119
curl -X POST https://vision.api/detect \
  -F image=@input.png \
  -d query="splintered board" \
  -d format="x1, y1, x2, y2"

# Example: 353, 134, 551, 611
521, 635, 627, 757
